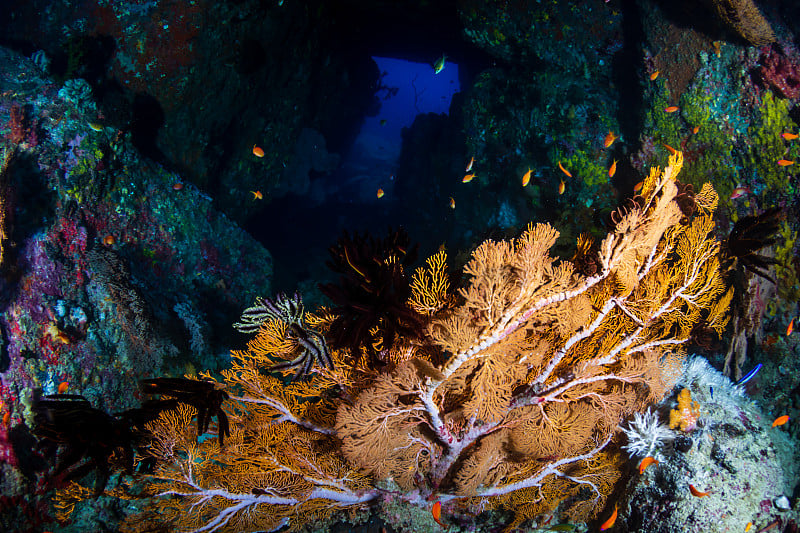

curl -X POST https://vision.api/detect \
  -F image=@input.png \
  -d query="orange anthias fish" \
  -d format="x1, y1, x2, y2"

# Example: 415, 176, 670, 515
558, 179, 565, 195
376, 188, 385, 199
462, 173, 475, 183
604, 131, 618, 148
522, 168, 532, 186
689, 484, 710, 497
650, 71, 659, 81
557, 161, 572, 178
465, 156, 474, 172
787, 317, 795, 336
449, 196, 455, 209
431, 500, 445, 527
251, 190, 263, 200
608, 159, 617, 178
639, 456, 659, 474
730, 186, 751, 200
692, 125, 700, 134
3, 411, 10, 426
781, 132, 799, 140
772, 415, 790, 427
745, 522, 753, 532
777, 159, 794, 166
662, 143, 677, 155
600, 504, 618, 531
633, 180, 644, 193
57, 381, 69, 394
664, 106, 680, 113
252, 145, 265, 158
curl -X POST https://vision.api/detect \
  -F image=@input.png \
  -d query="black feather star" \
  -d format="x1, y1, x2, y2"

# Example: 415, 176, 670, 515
139, 377, 231, 446
722, 207, 783, 283
32, 393, 136, 496
319, 227, 425, 367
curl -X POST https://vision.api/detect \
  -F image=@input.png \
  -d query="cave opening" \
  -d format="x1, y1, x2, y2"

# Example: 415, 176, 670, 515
247, 3, 491, 295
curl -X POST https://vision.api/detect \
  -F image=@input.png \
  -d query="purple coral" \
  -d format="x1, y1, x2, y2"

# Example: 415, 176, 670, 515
757, 44, 800, 99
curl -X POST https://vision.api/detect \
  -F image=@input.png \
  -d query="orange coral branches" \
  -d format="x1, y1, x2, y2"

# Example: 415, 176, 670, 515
121, 151, 730, 532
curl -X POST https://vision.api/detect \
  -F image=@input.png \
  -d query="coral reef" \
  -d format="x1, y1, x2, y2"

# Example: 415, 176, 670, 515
68, 152, 737, 532
618, 357, 797, 533
758, 44, 800, 99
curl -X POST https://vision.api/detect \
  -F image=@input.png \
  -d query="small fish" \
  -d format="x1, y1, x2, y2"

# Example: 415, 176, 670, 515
252, 145, 265, 158
608, 159, 617, 178
558, 178, 565, 195
599, 504, 618, 531
664, 106, 680, 113
604, 131, 618, 148
548, 525, 577, 532
57, 381, 69, 394
788, 317, 795, 336
745, 522, 753, 532
639, 456, 659, 474
103, 234, 116, 246
466, 156, 474, 172
522, 168, 532, 186
449, 196, 455, 209
380, 119, 387, 126
772, 415, 790, 427
88, 122, 103, 132
729, 186, 751, 200
692, 125, 700, 134
251, 190, 263, 200
650, 71, 659, 81
737, 363, 762, 385
712, 41, 722, 56
781, 132, 799, 140
689, 484, 710, 497
2, 411, 9, 426
376, 188, 385, 199
172, 182, 184, 191
433, 54, 447, 74
431, 500, 445, 527
662, 143, 677, 155
777, 159, 794, 166
557, 161, 572, 178
462, 173, 475, 183
633, 180, 644, 193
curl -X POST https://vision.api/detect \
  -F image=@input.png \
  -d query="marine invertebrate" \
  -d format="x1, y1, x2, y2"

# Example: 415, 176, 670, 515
139, 377, 230, 446
758, 44, 800, 99
234, 292, 331, 379
33, 394, 135, 496
710, 0, 776, 46
669, 388, 701, 432
319, 228, 424, 366
621, 408, 675, 458
721, 207, 783, 283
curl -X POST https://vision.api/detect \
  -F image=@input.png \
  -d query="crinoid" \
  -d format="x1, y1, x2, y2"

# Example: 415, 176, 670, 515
721, 207, 783, 283
140, 377, 230, 446
319, 227, 425, 367
234, 292, 332, 380
610, 194, 646, 227
571, 233, 602, 277
33, 394, 136, 496
674, 180, 697, 225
